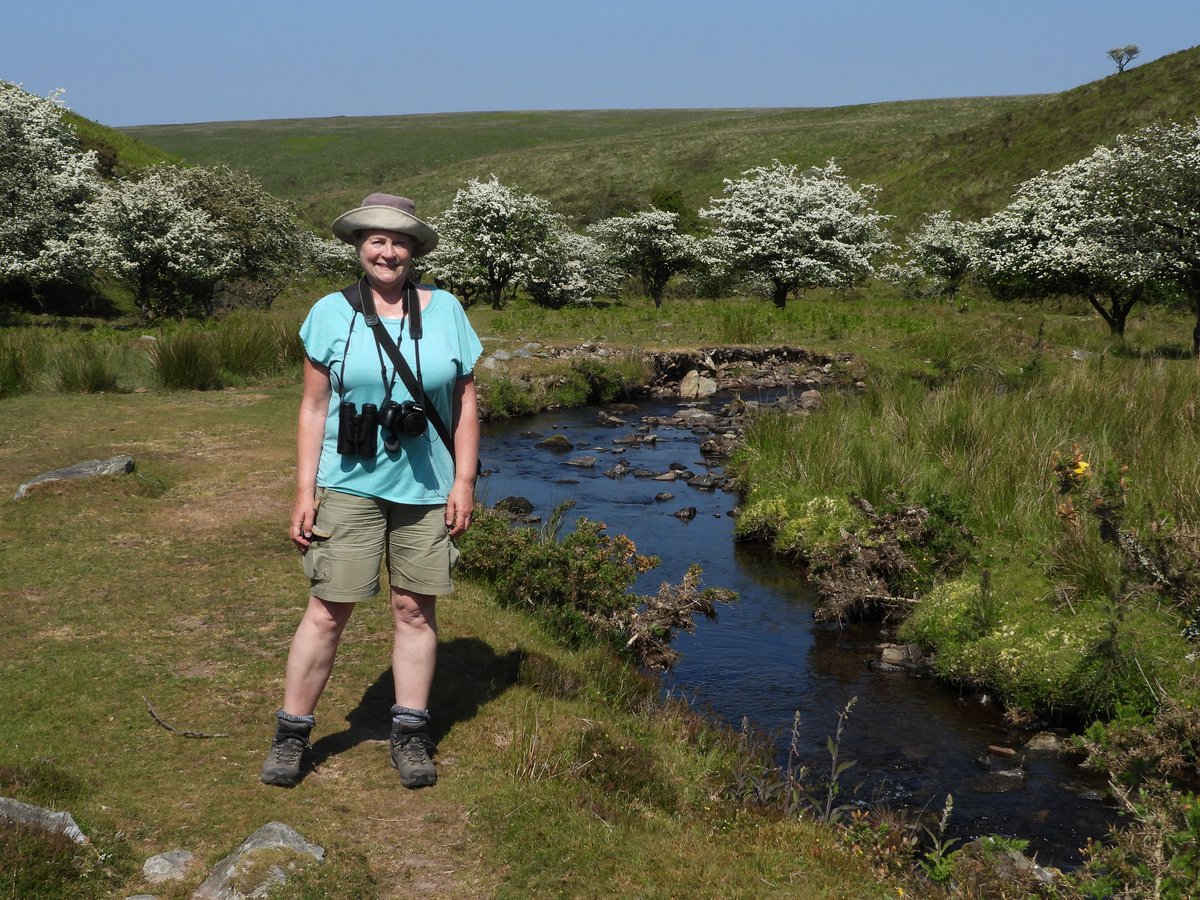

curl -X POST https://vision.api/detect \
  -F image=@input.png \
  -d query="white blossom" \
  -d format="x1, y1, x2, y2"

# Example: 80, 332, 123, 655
900, 210, 978, 297
525, 227, 618, 308
423, 176, 559, 309
588, 208, 699, 308
84, 168, 236, 318
0, 83, 101, 289
971, 120, 1200, 343
700, 160, 894, 307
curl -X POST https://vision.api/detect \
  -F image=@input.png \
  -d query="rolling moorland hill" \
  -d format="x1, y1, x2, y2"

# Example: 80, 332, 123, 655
114, 43, 1199, 232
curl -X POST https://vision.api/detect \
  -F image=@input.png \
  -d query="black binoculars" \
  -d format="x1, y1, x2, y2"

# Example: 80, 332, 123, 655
338, 399, 428, 457
337, 401, 378, 457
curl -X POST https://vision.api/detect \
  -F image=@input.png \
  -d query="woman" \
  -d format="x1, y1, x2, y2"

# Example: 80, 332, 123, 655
262, 193, 482, 789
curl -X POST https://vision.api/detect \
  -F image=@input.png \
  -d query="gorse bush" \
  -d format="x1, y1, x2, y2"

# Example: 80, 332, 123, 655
458, 507, 660, 650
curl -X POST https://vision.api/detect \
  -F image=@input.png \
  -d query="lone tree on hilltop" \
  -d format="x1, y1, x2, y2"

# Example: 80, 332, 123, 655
1107, 45, 1140, 74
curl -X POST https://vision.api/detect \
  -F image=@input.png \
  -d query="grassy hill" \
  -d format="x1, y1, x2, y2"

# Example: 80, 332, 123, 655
849, 43, 1200, 224
122, 99, 1029, 230
64, 109, 176, 176
120, 43, 1200, 232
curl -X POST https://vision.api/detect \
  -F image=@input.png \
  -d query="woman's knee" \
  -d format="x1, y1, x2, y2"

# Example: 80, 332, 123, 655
303, 595, 355, 637
391, 588, 436, 630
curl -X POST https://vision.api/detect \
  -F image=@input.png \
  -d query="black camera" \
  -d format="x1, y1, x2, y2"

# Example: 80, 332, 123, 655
337, 401, 378, 457
379, 399, 427, 438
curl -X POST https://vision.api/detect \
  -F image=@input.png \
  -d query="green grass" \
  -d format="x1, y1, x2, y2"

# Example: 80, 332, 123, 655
124, 100, 1034, 232
0, 386, 897, 897
120, 46, 1200, 233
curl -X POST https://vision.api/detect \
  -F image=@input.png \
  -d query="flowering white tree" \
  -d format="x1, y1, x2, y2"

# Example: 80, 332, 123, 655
85, 169, 236, 318
970, 122, 1200, 342
700, 160, 894, 308
588, 208, 699, 308
0, 84, 101, 299
174, 165, 352, 309
900, 210, 978, 298
423, 176, 558, 310
524, 226, 618, 309
1103, 121, 1200, 354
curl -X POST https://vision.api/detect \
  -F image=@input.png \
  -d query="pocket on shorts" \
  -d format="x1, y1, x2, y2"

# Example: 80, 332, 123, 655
302, 540, 331, 586
448, 538, 461, 571
302, 488, 332, 585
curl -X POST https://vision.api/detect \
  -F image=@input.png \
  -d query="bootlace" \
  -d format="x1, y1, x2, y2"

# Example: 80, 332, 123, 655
395, 732, 434, 767
271, 733, 308, 767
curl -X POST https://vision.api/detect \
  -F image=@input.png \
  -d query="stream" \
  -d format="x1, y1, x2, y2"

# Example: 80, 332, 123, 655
478, 394, 1114, 868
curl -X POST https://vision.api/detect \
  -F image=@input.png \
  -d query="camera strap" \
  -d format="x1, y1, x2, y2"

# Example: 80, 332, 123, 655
341, 280, 456, 462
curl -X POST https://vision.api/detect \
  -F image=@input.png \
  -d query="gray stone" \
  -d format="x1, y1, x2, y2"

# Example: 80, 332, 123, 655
880, 643, 923, 666
1024, 731, 1065, 753
491, 350, 513, 362
14, 454, 135, 500
193, 822, 324, 900
143, 848, 196, 884
0, 796, 88, 845
679, 370, 717, 399
565, 455, 597, 468
536, 435, 574, 452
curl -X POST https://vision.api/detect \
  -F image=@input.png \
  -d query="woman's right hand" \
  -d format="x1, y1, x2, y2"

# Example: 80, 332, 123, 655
291, 493, 317, 552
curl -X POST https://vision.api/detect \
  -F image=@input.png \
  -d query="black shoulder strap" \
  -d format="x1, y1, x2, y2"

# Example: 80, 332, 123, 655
341, 281, 455, 463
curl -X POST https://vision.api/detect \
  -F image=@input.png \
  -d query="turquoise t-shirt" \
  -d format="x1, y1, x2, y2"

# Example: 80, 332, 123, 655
299, 286, 483, 505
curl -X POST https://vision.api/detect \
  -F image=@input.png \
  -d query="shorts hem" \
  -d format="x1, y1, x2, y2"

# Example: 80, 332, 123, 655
310, 587, 376, 604
390, 578, 456, 597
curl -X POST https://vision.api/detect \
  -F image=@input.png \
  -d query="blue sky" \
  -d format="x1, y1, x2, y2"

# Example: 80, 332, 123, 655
2, 1, 1194, 126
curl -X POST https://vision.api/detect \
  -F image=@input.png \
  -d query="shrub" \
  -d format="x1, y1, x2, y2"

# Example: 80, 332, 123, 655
151, 329, 222, 390
54, 339, 118, 393
569, 355, 645, 404
211, 312, 286, 377
459, 509, 659, 649
0, 331, 45, 397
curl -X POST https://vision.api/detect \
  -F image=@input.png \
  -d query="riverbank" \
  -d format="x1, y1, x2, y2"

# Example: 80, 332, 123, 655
4, 289, 1198, 894
463, 291, 1200, 893
0, 383, 908, 897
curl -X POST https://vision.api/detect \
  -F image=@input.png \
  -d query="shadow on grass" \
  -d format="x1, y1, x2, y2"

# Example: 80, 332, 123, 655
308, 636, 523, 766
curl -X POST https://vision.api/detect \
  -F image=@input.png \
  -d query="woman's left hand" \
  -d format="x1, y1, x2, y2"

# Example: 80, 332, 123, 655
445, 479, 474, 538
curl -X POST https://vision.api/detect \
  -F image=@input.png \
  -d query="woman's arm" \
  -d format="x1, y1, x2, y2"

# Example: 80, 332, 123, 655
445, 374, 479, 538
292, 355, 332, 550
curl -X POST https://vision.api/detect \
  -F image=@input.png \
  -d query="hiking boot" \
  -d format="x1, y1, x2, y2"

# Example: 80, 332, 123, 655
390, 721, 437, 788
261, 717, 312, 787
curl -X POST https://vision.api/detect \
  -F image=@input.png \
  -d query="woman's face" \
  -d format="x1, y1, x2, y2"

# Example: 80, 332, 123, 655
357, 229, 416, 290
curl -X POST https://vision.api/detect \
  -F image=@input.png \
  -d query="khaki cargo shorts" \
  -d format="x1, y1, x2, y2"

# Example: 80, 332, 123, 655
302, 487, 458, 602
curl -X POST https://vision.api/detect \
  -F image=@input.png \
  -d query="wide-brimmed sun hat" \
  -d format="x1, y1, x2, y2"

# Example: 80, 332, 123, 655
331, 193, 439, 256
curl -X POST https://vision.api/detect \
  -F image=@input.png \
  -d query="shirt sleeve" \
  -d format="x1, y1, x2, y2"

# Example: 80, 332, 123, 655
448, 294, 484, 378
298, 293, 345, 369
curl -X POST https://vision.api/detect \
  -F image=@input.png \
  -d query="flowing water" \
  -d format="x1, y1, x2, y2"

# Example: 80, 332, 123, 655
479, 395, 1113, 867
